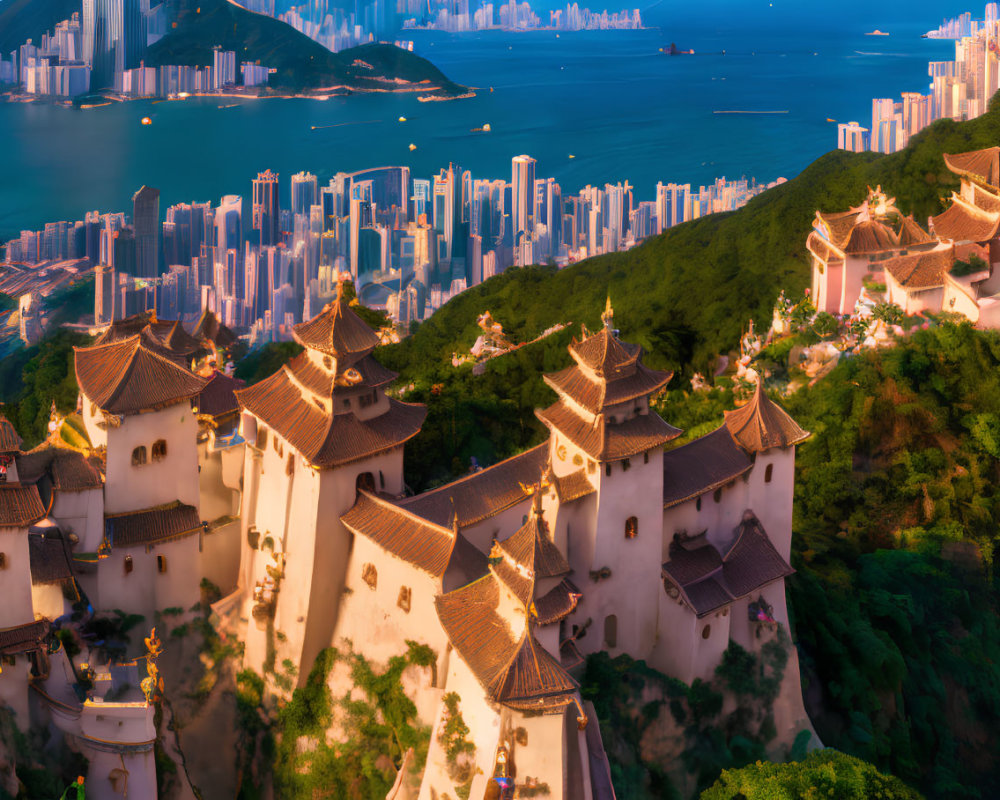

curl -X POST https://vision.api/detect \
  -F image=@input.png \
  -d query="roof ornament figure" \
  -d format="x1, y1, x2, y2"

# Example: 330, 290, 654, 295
601, 296, 614, 330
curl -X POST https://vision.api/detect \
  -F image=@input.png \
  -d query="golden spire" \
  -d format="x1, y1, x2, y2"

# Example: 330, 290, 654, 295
335, 274, 345, 301
601, 296, 614, 329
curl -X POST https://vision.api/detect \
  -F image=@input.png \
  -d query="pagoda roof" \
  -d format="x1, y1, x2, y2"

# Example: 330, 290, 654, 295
815, 209, 862, 247
662, 426, 753, 509
533, 578, 581, 626
661, 513, 794, 617
436, 574, 577, 712
195, 371, 246, 419
104, 501, 202, 548
544, 359, 671, 415
96, 314, 203, 365
842, 219, 899, 255
884, 248, 954, 290
236, 367, 425, 468
286, 351, 397, 397
75, 336, 208, 416
537, 401, 682, 462
399, 444, 548, 527
553, 468, 595, 503
193, 309, 237, 348
0, 619, 49, 656
930, 196, 1000, 243
943, 147, 1000, 187
342, 490, 460, 578
0, 415, 21, 452
28, 533, 74, 586
16, 446, 104, 493
723, 383, 809, 454
492, 504, 571, 606
292, 294, 381, 362
805, 231, 841, 263
568, 328, 641, 377
0, 484, 46, 528
897, 215, 935, 247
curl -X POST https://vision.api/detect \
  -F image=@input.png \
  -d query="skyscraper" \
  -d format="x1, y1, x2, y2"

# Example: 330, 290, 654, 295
132, 185, 160, 279
253, 170, 281, 247
511, 154, 536, 245
82, 0, 147, 90
290, 171, 318, 218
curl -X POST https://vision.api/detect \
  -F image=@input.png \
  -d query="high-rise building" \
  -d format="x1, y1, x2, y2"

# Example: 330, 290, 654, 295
82, 0, 147, 89
216, 195, 243, 258
511, 154, 536, 245
132, 185, 160, 278
837, 121, 870, 153
252, 170, 281, 247
291, 171, 318, 218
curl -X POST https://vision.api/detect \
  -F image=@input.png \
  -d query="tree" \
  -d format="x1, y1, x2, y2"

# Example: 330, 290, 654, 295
701, 750, 923, 800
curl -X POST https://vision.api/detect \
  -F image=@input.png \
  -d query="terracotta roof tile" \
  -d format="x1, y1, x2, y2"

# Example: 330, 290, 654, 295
105, 501, 202, 548
931, 199, 1000, 243
662, 427, 753, 509
0, 416, 22, 452
537, 402, 682, 461
96, 314, 203, 366
29, 533, 74, 585
435, 575, 577, 712
286, 352, 397, 397
193, 309, 236, 347
815, 210, 862, 247
400, 444, 548, 527
0, 484, 46, 527
0, 619, 49, 655
842, 220, 899, 254
943, 147, 1000, 187
341, 491, 457, 578
498, 510, 570, 582
533, 578, 581, 626
884, 249, 953, 290
568, 328, 640, 377
806, 231, 840, 262
544, 361, 671, 415
196, 371, 245, 419
554, 469, 595, 503
662, 514, 793, 617
292, 296, 380, 362
236, 368, 425, 468
16, 447, 104, 492
75, 336, 208, 416
896, 215, 934, 247
724, 383, 809, 453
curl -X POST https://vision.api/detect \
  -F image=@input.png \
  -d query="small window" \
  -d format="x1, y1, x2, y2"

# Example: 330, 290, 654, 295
379, 470, 385, 489
152, 439, 167, 461
622, 458, 630, 472
257, 428, 269, 450
0, 552, 6, 569
702, 624, 711, 640
605, 464, 612, 477
124, 555, 133, 574
1, 654, 14, 667
359, 392, 375, 409
362, 562, 377, 590
588, 460, 596, 474
625, 516, 638, 539
764, 463, 773, 483
286, 454, 295, 476
90, 403, 96, 417
604, 614, 618, 649
131, 446, 147, 466
696, 497, 702, 512
713, 488, 723, 504
157, 555, 167, 573
397, 586, 412, 613
644, 451, 649, 464
323, 356, 332, 369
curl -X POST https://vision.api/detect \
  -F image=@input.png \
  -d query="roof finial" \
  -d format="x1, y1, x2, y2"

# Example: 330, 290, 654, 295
601, 296, 614, 329
335, 273, 345, 302
531, 486, 544, 516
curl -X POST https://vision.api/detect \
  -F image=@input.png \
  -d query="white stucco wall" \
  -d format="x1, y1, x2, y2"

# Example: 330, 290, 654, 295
31, 581, 69, 621
0, 526, 36, 628
0, 659, 31, 730
51, 488, 104, 552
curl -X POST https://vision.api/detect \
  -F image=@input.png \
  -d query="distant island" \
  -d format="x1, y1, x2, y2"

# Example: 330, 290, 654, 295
147, 0, 469, 98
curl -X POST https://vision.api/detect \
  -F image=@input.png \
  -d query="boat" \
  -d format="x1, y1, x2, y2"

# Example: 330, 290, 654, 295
140, 116, 152, 125
866, 29, 889, 36
408, 143, 417, 151
666, 42, 694, 55
471, 123, 491, 133
827, 117, 836, 123
398, 116, 407, 122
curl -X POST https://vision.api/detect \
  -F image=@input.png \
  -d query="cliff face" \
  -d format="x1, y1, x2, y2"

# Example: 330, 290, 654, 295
147, 0, 466, 94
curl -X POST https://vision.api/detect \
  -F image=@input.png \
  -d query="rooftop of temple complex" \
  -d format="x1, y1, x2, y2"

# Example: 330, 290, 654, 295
662, 513, 794, 617
943, 147, 1000, 187
930, 194, 1000, 243
75, 335, 208, 416
291, 288, 381, 364
0, 483, 47, 528
883, 248, 956, 289
537, 401, 682, 461
195, 371, 246, 419
16, 446, 104, 493
0, 415, 22, 452
104, 501, 202, 548
812, 188, 935, 256
662, 426, 753, 509
96, 312, 205, 366
28, 532, 75, 587
490, 499, 571, 606
0, 619, 50, 656
724, 382, 810, 453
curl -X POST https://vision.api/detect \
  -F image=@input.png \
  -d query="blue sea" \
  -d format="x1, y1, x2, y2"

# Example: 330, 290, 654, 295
0, 2, 968, 240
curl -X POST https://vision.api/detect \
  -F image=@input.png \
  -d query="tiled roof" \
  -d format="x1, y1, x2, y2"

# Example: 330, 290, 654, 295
724, 383, 809, 454
806, 231, 840, 262
286, 352, 397, 397
662, 427, 753, 509
193, 309, 236, 347
75, 336, 208, 415
537, 401, 682, 461
292, 295, 380, 362
896, 215, 934, 247
236, 368, 425, 468
96, 314, 203, 366
16, 447, 104, 492
533, 578, 581, 625
400, 444, 548, 527
196, 371, 245, 419
544, 361, 671, 415
842, 220, 899, 254
436, 575, 577, 712
497, 509, 570, 582
930, 198, 1000, 243
105, 501, 202, 548
972, 183, 1000, 212
815, 210, 862, 247
943, 147, 1000, 187
568, 328, 640, 377
0, 415, 22, 452
0, 484, 47, 527
884, 249, 953, 290
0, 619, 49, 655
341, 491, 457, 578
554, 469, 595, 503
662, 514, 794, 617
29, 533, 74, 585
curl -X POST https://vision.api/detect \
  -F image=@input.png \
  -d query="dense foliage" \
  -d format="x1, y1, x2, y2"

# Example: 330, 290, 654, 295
700, 749, 924, 800
148, 0, 463, 93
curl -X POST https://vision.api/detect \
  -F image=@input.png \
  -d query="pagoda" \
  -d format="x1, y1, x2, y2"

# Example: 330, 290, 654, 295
235, 282, 426, 685
931, 148, 1000, 258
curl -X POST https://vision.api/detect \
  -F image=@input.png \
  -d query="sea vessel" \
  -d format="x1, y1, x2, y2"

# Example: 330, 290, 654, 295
866, 29, 889, 36
664, 42, 694, 55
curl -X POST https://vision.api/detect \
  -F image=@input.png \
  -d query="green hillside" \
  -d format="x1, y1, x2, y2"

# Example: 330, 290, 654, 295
148, 0, 465, 93
0, 0, 80, 56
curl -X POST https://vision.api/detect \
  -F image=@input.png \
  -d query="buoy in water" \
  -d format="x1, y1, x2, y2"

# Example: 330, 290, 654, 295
398, 116, 407, 122
408, 143, 417, 151
141, 117, 152, 125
